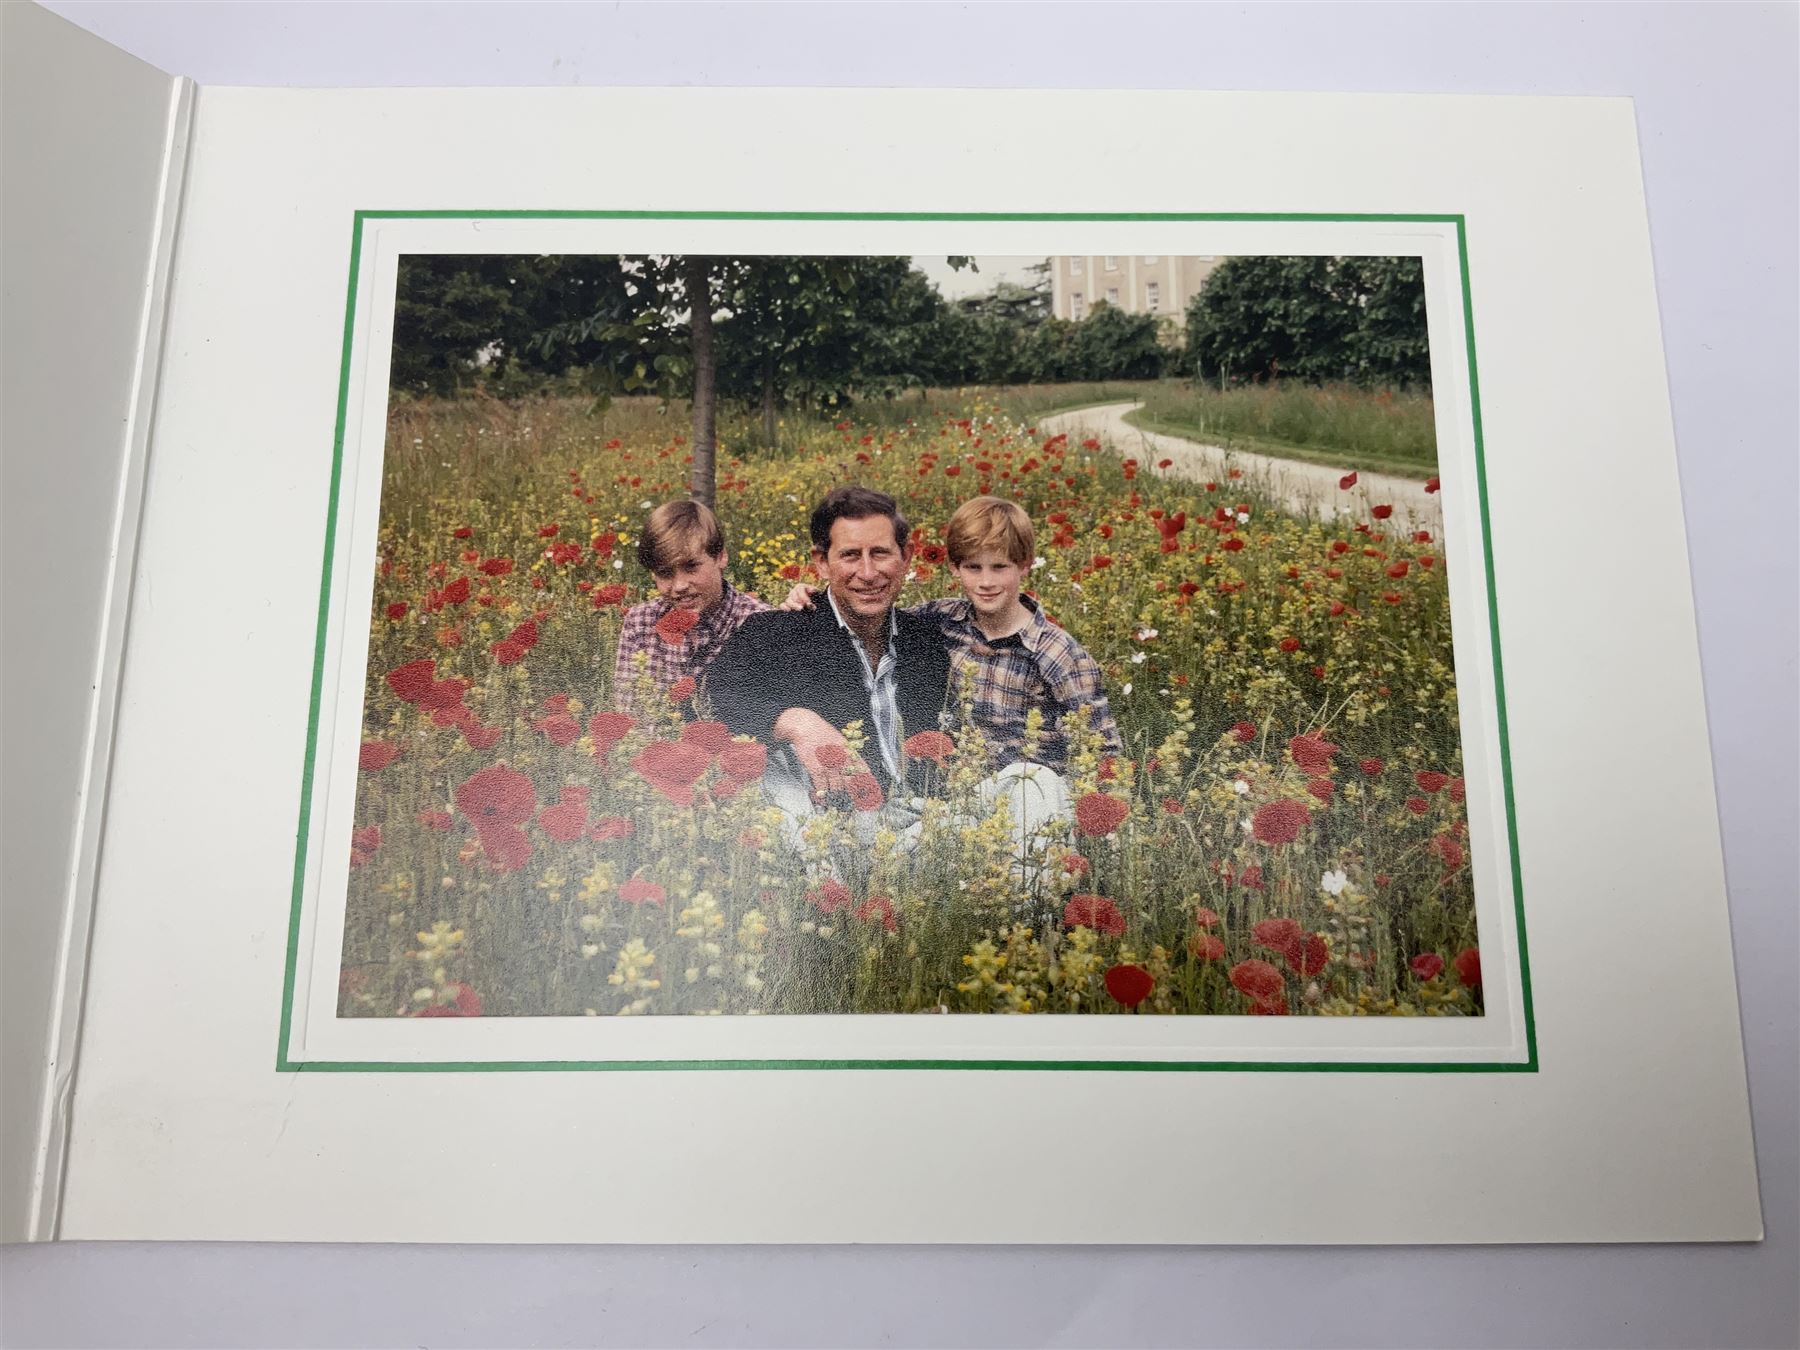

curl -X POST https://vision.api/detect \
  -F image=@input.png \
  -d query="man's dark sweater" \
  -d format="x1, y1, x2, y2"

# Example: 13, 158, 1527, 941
701, 595, 954, 798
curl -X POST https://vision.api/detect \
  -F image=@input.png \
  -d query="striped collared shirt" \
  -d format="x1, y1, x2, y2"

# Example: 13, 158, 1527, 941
824, 588, 903, 782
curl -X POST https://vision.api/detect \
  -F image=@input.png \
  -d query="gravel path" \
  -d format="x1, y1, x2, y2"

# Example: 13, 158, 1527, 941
1036, 401, 1442, 531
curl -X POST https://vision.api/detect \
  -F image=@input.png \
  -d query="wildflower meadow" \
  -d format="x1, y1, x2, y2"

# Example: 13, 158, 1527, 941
339, 388, 1482, 1020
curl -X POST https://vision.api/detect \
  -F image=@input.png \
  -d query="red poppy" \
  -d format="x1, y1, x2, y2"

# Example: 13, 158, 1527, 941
591, 583, 628, 608
478, 557, 514, 577
1247, 996, 1290, 1015
1253, 917, 1303, 958
455, 764, 535, 830
1370, 504, 1393, 520
538, 523, 560, 538
1188, 932, 1226, 961
385, 602, 410, 621
538, 788, 589, 842
1453, 948, 1482, 987
1410, 953, 1446, 980
462, 724, 502, 750
1105, 964, 1154, 1008
1381, 591, 1404, 605
1405, 796, 1429, 815
668, 676, 696, 703
1306, 777, 1335, 802
533, 712, 580, 747
681, 720, 732, 755
618, 878, 667, 906
1238, 863, 1265, 891
453, 526, 474, 539
717, 740, 769, 783
348, 825, 382, 867
1074, 792, 1130, 837
632, 739, 713, 806
415, 983, 483, 1018
1386, 561, 1409, 579
1424, 476, 1441, 494
1231, 721, 1257, 742
1063, 893, 1126, 937
1223, 538, 1245, 553
845, 773, 884, 812
429, 702, 470, 729
1288, 733, 1338, 773
904, 730, 955, 764
1287, 933, 1330, 977
1158, 458, 1173, 469
359, 740, 400, 772
1229, 958, 1285, 1003
1339, 471, 1358, 490
807, 878, 852, 915
386, 658, 437, 703
1062, 853, 1091, 877
1251, 798, 1310, 845
1161, 796, 1185, 816
1359, 757, 1384, 776
1448, 776, 1466, 803
1278, 636, 1301, 653
589, 711, 636, 756
477, 823, 532, 873
1415, 770, 1449, 794
1418, 555, 1435, 569
1431, 834, 1466, 871
591, 815, 635, 842
656, 606, 700, 645
417, 677, 468, 712
854, 895, 899, 934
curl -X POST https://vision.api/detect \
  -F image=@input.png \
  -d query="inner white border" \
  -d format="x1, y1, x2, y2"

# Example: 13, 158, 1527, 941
287, 215, 1527, 1067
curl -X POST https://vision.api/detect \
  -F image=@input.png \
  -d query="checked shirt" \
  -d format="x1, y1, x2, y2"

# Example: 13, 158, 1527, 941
913, 595, 1124, 772
611, 579, 769, 714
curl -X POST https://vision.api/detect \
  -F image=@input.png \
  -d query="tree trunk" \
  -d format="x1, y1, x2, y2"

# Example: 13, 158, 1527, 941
686, 255, 718, 507
761, 355, 777, 448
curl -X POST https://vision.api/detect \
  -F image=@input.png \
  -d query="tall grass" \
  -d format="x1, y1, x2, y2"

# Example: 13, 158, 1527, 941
1131, 381, 1438, 474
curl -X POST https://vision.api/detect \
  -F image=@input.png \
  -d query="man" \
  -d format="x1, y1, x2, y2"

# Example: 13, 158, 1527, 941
704, 486, 951, 806
611, 499, 768, 715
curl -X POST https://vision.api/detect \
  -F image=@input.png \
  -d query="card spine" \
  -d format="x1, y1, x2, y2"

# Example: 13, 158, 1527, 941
25, 74, 198, 1244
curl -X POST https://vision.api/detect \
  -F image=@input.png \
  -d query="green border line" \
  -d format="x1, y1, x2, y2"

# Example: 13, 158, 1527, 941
280, 210, 1535, 1075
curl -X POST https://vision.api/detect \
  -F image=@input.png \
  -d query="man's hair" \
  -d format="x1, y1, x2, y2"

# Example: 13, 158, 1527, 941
944, 495, 1034, 567
809, 485, 911, 555
636, 498, 726, 572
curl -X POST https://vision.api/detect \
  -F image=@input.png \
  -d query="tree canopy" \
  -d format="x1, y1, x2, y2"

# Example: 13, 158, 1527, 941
1183, 256, 1431, 389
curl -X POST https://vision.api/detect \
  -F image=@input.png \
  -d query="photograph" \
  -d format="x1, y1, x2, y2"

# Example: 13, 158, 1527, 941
332, 247, 1483, 1021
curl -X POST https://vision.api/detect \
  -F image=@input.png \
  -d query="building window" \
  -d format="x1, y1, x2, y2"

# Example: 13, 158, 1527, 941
1143, 255, 1160, 264
1145, 281, 1160, 312
1104, 255, 1118, 271
1071, 292, 1084, 320
1069, 256, 1084, 276
1106, 287, 1120, 306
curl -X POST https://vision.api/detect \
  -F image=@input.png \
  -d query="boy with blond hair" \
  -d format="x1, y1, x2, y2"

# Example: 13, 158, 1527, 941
916, 495, 1123, 774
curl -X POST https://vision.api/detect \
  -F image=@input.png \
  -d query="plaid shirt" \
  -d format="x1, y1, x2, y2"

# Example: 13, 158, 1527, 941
914, 595, 1124, 771
612, 580, 769, 714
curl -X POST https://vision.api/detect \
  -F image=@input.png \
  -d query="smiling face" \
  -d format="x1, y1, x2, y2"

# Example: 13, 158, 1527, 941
814, 514, 910, 630
952, 548, 1028, 632
652, 547, 729, 615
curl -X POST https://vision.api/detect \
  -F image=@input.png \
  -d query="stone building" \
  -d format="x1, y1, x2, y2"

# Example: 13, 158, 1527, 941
1048, 255, 1225, 324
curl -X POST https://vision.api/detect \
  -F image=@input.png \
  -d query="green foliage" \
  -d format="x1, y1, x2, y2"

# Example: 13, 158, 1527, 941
390, 255, 638, 396
1184, 256, 1431, 390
